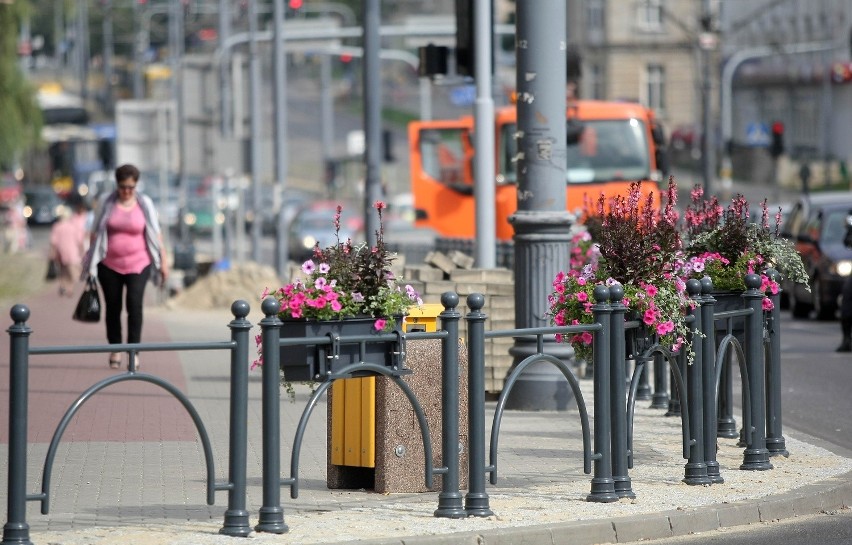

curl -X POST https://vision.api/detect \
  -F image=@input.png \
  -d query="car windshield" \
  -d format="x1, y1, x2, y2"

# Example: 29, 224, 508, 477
822, 210, 850, 245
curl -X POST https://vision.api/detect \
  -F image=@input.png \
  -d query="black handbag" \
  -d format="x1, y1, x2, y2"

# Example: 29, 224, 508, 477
73, 276, 101, 323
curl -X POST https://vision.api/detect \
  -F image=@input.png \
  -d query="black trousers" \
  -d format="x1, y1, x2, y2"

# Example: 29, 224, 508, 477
97, 262, 152, 346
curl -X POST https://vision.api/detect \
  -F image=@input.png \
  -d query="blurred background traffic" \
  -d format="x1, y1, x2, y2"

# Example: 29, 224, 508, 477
1, 0, 851, 323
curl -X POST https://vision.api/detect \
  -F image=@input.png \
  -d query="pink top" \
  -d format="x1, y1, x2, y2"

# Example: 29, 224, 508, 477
50, 218, 86, 266
101, 202, 151, 274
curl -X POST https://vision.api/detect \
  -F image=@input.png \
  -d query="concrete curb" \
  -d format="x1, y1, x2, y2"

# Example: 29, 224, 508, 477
322, 471, 852, 545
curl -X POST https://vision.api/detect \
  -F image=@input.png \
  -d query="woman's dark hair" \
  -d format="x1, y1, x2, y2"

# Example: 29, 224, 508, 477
115, 164, 140, 184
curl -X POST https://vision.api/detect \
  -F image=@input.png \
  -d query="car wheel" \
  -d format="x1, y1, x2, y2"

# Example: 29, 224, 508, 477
789, 284, 812, 319
813, 276, 837, 320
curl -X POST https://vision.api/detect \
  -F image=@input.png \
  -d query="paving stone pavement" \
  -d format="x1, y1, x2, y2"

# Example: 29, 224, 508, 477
1, 285, 851, 545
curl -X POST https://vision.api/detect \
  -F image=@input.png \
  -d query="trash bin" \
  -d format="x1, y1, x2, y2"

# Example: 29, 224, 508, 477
327, 303, 467, 493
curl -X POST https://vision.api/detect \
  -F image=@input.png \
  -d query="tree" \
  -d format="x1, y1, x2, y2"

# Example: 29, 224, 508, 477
0, 1, 42, 171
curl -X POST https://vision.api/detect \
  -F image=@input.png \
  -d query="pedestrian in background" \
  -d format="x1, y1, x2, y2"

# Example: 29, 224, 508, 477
83, 164, 169, 370
838, 213, 852, 352
67, 193, 93, 249
49, 205, 86, 297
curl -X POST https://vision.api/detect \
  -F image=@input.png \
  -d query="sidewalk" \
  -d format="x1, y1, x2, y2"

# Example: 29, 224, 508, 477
2, 284, 852, 545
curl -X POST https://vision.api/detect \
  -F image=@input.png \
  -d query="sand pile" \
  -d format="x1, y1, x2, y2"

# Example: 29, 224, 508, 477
166, 262, 283, 311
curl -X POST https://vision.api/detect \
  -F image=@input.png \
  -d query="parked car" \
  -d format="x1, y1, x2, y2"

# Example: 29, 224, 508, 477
23, 186, 65, 225
0, 172, 23, 205
183, 196, 223, 235
140, 176, 181, 232
288, 200, 364, 263
780, 192, 852, 319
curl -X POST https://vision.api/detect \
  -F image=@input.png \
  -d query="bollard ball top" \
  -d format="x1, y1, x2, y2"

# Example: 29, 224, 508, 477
744, 273, 762, 290
231, 299, 250, 319
441, 291, 459, 310
593, 284, 610, 303
466, 293, 485, 311
686, 278, 702, 297
608, 283, 624, 302
261, 297, 280, 317
700, 276, 714, 295
10, 304, 29, 323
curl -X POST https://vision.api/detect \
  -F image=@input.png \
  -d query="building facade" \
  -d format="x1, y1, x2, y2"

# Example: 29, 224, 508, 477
568, 0, 714, 138
719, 0, 852, 187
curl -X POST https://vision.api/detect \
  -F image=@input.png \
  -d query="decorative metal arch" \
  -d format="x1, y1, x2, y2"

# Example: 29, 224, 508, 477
714, 333, 752, 446
39, 372, 217, 514
627, 343, 691, 467
490, 352, 592, 483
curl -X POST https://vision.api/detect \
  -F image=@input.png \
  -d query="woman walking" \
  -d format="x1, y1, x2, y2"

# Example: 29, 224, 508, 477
84, 164, 168, 369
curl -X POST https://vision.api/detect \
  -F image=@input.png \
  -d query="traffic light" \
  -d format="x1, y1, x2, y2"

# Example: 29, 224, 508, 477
454, 0, 493, 77
770, 121, 784, 158
287, 0, 302, 16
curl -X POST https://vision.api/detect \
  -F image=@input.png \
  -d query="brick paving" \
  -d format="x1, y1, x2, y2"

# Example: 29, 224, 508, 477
1, 280, 851, 544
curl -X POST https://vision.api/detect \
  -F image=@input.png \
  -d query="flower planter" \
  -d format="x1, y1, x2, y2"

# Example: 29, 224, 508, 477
711, 290, 745, 338
279, 316, 403, 382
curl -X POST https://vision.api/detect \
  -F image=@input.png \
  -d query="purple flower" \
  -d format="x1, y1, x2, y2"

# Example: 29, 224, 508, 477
302, 260, 316, 274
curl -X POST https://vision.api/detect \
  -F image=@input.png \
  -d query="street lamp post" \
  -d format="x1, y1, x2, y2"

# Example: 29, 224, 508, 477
363, 0, 382, 244
505, 0, 573, 411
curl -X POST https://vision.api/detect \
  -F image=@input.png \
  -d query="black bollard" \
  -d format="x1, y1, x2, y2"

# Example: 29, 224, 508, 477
2, 305, 33, 545
740, 275, 773, 471
683, 280, 710, 485
255, 298, 288, 534
464, 293, 494, 517
609, 284, 634, 499
219, 300, 253, 537
764, 269, 788, 457
587, 285, 618, 503
650, 352, 669, 409
434, 292, 466, 518
700, 278, 723, 483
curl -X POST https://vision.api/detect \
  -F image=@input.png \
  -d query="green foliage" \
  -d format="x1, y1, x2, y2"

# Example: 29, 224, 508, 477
0, 2, 42, 169
684, 188, 809, 291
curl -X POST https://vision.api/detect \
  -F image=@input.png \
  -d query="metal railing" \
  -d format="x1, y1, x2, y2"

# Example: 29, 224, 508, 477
3, 273, 783, 542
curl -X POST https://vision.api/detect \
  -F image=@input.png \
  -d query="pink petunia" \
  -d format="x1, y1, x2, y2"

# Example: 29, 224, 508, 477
656, 320, 674, 335
373, 318, 387, 331
762, 297, 774, 311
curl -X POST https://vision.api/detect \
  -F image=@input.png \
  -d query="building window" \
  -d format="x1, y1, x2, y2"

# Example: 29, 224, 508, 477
590, 63, 605, 100
587, 0, 604, 31
644, 64, 666, 113
636, 0, 664, 31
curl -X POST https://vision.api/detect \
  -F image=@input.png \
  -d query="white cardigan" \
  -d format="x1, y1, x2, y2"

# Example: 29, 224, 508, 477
83, 191, 164, 285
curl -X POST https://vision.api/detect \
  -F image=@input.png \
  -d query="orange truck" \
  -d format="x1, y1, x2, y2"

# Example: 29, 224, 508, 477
408, 99, 668, 241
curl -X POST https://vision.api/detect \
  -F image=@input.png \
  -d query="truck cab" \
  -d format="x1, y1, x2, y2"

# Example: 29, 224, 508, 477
409, 99, 667, 241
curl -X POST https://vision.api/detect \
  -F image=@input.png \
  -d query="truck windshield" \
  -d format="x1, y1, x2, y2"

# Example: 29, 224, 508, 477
499, 118, 651, 184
